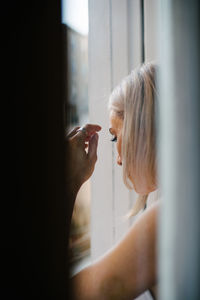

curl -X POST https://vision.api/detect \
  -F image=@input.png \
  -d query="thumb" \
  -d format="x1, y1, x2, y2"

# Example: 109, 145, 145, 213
88, 133, 99, 162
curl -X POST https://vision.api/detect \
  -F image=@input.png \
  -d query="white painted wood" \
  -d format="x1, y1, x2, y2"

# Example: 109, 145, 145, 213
89, 0, 160, 259
126, 0, 144, 229
111, 0, 129, 87
127, 0, 143, 71
144, 0, 159, 62
88, 0, 114, 260
88, 0, 141, 258
110, 0, 144, 243
110, 0, 130, 244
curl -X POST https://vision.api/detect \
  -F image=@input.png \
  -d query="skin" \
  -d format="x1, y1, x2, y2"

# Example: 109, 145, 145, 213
67, 124, 101, 193
67, 120, 158, 300
109, 111, 123, 166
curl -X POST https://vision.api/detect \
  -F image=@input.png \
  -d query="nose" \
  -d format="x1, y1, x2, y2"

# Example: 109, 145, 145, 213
117, 155, 122, 166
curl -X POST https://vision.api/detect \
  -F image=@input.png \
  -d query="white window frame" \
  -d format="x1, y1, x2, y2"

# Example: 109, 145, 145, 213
88, 0, 159, 261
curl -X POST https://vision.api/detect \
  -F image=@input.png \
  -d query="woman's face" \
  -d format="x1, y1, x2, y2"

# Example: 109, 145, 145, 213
109, 112, 157, 195
109, 111, 123, 166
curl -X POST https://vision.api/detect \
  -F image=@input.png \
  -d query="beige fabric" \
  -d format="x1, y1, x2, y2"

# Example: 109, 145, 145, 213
146, 189, 160, 208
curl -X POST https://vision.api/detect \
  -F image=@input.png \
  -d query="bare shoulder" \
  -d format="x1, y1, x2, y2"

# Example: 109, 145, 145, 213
72, 202, 160, 300
132, 201, 160, 233
91, 202, 160, 299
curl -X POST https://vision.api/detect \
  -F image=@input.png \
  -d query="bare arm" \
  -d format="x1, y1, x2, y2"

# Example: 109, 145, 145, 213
72, 202, 159, 300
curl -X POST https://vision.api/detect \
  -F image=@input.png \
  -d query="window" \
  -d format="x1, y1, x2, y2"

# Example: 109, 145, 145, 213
63, 0, 159, 270
62, 0, 91, 274
88, 0, 159, 260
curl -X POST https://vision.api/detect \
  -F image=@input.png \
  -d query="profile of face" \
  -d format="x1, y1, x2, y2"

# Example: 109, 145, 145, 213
108, 63, 157, 199
109, 111, 123, 166
109, 110, 156, 196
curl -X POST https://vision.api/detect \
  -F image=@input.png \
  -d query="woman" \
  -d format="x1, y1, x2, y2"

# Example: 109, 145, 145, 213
67, 62, 159, 299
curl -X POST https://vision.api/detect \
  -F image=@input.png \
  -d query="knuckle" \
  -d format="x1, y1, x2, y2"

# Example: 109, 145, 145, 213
74, 126, 80, 131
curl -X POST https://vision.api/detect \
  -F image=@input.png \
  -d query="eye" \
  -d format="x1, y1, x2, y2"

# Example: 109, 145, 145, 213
110, 135, 117, 142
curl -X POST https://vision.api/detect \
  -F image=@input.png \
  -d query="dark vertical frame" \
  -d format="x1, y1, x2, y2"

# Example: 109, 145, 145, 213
4, 1, 72, 298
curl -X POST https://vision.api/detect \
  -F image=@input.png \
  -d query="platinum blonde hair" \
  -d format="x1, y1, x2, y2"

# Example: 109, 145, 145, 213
108, 62, 158, 216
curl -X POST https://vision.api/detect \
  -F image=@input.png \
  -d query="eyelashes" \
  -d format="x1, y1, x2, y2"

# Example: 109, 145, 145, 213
110, 135, 117, 142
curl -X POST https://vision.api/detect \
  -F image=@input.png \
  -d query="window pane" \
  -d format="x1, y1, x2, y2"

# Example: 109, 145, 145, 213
62, 0, 91, 275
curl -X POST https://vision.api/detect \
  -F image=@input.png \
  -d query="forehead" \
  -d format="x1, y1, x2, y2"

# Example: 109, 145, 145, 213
109, 111, 123, 131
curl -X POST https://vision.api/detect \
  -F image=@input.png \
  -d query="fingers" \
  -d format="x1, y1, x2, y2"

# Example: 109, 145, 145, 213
88, 133, 99, 162
67, 124, 101, 156
66, 126, 80, 138
85, 124, 101, 132
75, 124, 101, 143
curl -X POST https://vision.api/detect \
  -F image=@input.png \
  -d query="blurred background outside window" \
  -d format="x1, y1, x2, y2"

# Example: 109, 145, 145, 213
62, 0, 91, 275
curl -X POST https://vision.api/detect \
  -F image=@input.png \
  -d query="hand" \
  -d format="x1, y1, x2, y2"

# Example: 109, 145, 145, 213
66, 124, 102, 191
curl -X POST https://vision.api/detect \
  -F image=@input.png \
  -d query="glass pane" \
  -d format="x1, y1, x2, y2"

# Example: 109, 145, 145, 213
62, 0, 91, 275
